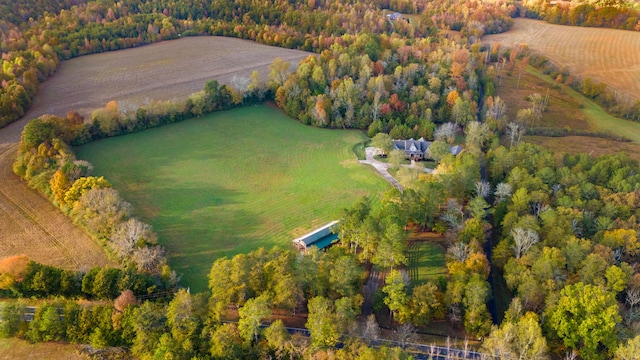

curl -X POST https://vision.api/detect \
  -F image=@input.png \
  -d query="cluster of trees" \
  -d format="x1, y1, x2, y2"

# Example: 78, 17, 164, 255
336, 144, 499, 338
208, 246, 364, 346
275, 36, 493, 137
422, 0, 516, 36
13, 112, 170, 277
482, 143, 640, 358
351, 125, 640, 359
0, 255, 171, 299
522, 0, 640, 31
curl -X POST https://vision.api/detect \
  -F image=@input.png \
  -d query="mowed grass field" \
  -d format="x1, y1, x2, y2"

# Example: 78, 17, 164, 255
407, 237, 446, 286
484, 18, 640, 102
76, 105, 390, 292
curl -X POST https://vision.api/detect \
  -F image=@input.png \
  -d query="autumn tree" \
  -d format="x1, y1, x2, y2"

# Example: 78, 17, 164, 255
382, 270, 410, 323
114, 290, 138, 312
49, 170, 71, 206
371, 132, 394, 155
63, 176, 111, 208
408, 282, 445, 327
238, 294, 271, 344
550, 282, 621, 359
306, 296, 340, 349
109, 218, 157, 259
0, 255, 30, 293
165, 289, 207, 357
268, 58, 292, 90
481, 310, 549, 359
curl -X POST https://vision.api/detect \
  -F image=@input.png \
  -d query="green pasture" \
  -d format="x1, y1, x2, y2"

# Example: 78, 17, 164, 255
526, 66, 640, 144
76, 104, 389, 292
407, 241, 446, 286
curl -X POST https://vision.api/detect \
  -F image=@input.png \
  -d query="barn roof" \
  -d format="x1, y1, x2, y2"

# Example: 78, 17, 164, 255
292, 221, 340, 249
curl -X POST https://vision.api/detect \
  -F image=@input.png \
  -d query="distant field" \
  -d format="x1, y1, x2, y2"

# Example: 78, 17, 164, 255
484, 18, 640, 102
495, 62, 640, 162
76, 105, 390, 292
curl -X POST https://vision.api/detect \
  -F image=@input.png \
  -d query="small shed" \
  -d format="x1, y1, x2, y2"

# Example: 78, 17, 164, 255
293, 221, 340, 252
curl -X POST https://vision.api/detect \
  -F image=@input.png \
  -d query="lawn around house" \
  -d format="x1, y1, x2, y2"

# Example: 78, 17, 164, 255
76, 104, 389, 292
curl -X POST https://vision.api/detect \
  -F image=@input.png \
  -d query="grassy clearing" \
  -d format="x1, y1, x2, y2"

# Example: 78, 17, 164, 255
407, 240, 446, 286
525, 66, 640, 143
495, 65, 640, 162
495, 67, 591, 132
76, 104, 389, 292
0, 338, 87, 360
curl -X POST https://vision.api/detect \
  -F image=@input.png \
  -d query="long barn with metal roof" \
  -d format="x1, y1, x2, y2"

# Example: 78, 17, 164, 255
292, 221, 340, 252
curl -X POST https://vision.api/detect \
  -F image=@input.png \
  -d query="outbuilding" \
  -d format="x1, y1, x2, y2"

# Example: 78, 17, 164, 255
292, 221, 340, 253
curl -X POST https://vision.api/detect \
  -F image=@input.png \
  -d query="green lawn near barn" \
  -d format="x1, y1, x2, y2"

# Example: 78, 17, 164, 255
76, 104, 389, 292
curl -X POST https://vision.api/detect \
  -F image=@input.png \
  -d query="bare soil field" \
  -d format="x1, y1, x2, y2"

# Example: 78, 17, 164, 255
0, 145, 113, 270
484, 18, 640, 102
0, 36, 310, 271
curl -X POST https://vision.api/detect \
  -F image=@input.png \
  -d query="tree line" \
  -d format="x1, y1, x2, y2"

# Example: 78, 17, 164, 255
0, 255, 172, 300
522, 0, 640, 31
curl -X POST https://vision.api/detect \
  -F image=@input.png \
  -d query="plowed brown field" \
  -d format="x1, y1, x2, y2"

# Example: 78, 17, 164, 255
0, 145, 112, 270
483, 18, 640, 102
0, 36, 311, 270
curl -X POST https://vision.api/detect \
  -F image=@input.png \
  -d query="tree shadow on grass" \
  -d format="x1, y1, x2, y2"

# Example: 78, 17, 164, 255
136, 185, 263, 292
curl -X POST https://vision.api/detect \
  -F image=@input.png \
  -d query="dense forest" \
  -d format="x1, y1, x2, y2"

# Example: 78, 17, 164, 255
521, 0, 640, 31
4, 0, 640, 358
0, 0, 515, 127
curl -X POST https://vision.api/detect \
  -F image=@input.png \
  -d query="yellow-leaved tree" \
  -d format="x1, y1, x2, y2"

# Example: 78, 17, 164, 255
63, 176, 111, 209
49, 169, 71, 206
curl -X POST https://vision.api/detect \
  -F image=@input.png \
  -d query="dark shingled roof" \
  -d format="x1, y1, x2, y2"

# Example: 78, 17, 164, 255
393, 138, 432, 156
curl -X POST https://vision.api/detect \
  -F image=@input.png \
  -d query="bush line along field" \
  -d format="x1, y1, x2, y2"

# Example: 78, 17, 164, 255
76, 105, 390, 291
484, 18, 640, 103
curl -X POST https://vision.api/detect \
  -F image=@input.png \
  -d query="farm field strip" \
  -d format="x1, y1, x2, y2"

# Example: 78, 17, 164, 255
0, 146, 112, 270
76, 105, 390, 291
484, 18, 640, 102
